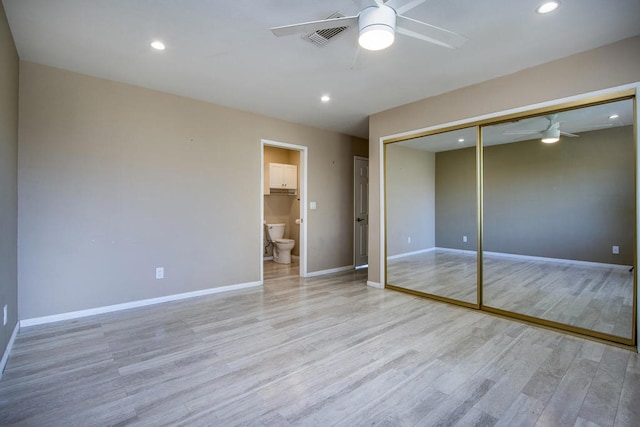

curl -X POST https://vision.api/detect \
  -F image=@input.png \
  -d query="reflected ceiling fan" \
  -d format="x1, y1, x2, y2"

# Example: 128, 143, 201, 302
506, 114, 579, 144
270, 0, 467, 51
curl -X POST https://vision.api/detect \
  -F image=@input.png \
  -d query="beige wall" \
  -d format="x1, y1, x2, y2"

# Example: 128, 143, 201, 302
18, 61, 354, 319
433, 127, 634, 265
0, 3, 18, 357
351, 136, 369, 159
385, 145, 434, 256
435, 146, 477, 251
485, 127, 634, 265
369, 35, 640, 285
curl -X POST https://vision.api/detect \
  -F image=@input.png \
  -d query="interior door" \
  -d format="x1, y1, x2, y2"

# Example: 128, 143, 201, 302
354, 157, 369, 267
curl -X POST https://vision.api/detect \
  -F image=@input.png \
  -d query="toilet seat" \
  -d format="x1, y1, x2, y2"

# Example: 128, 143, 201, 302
274, 238, 294, 244
271, 238, 295, 264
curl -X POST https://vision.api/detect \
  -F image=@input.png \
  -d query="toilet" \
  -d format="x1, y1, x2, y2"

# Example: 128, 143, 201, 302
266, 223, 296, 264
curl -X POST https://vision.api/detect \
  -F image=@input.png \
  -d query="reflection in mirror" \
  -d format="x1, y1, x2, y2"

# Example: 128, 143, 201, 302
482, 99, 635, 339
386, 127, 477, 305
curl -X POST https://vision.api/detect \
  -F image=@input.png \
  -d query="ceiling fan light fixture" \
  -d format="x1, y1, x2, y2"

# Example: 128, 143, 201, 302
359, 25, 395, 50
358, 5, 396, 51
541, 127, 560, 143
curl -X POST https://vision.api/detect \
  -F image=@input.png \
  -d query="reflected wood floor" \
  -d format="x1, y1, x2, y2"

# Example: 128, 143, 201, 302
387, 250, 478, 304
1, 266, 639, 426
387, 249, 634, 339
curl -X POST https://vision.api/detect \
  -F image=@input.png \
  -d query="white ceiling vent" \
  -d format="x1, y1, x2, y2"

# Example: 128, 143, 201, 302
304, 12, 348, 46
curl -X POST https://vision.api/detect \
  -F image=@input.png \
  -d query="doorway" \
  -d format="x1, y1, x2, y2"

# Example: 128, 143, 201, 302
261, 139, 308, 282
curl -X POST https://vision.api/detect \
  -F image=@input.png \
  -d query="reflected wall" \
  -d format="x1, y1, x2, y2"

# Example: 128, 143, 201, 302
386, 127, 477, 306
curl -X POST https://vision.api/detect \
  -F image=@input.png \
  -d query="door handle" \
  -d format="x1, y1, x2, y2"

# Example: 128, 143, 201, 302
356, 217, 365, 222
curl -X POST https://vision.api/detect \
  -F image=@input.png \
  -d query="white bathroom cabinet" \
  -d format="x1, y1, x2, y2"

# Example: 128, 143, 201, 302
268, 163, 297, 192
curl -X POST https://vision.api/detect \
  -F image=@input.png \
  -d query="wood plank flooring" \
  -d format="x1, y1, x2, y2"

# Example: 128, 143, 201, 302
0, 261, 638, 426
387, 249, 634, 339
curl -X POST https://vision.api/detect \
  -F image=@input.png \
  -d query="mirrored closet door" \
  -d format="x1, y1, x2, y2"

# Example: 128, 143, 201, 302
385, 127, 478, 307
482, 98, 636, 341
384, 92, 637, 346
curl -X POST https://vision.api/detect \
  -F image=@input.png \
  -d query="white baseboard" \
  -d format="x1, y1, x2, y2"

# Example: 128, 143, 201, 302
388, 246, 629, 270
20, 281, 263, 328
304, 265, 354, 278
483, 251, 631, 270
367, 280, 384, 289
387, 247, 436, 260
1, 322, 19, 378
435, 247, 478, 256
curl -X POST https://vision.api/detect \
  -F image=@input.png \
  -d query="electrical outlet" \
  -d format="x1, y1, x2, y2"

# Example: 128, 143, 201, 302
408, 237, 411, 244
3, 305, 7, 326
156, 267, 164, 279
612, 246, 620, 255
463, 235, 468, 243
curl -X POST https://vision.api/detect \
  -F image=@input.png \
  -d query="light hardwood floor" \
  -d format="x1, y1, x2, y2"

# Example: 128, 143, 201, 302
387, 249, 634, 339
1, 262, 638, 426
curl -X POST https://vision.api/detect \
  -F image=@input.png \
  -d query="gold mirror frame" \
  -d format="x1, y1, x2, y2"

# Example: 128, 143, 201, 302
384, 89, 637, 347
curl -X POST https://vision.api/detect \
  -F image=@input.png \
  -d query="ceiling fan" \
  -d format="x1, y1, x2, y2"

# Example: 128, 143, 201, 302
270, 0, 467, 51
506, 114, 579, 143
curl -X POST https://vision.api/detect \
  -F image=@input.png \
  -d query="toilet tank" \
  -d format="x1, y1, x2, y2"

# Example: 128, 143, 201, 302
267, 223, 285, 240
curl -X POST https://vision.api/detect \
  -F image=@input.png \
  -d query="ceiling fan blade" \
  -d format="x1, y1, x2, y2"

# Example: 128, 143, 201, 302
349, 46, 362, 70
386, 0, 427, 15
560, 131, 579, 137
352, 0, 383, 9
504, 130, 541, 135
396, 15, 467, 48
270, 16, 358, 37
583, 123, 613, 129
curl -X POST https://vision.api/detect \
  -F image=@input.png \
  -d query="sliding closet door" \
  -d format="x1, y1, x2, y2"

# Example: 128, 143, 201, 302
481, 99, 636, 342
386, 127, 478, 306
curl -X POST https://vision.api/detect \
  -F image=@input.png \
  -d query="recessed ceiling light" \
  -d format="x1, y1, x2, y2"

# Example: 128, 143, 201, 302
150, 41, 166, 50
536, 1, 559, 14
609, 114, 620, 120
321, 95, 331, 103
458, 138, 465, 142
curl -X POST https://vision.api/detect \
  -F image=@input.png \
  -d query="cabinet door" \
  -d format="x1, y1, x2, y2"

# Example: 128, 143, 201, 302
283, 164, 297, 189
269, 163, 284, 188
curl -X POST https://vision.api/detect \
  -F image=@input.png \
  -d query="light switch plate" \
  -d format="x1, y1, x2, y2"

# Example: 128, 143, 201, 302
310, 201, 317, 210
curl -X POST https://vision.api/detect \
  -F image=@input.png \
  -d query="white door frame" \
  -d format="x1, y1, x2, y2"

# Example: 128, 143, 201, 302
261, 139, 308, 282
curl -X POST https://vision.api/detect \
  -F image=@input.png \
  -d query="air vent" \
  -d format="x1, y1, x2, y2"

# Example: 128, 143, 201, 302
304, 12, 348, 47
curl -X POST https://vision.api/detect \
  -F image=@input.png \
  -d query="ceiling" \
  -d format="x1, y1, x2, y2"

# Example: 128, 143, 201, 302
3, 0, 640, 139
